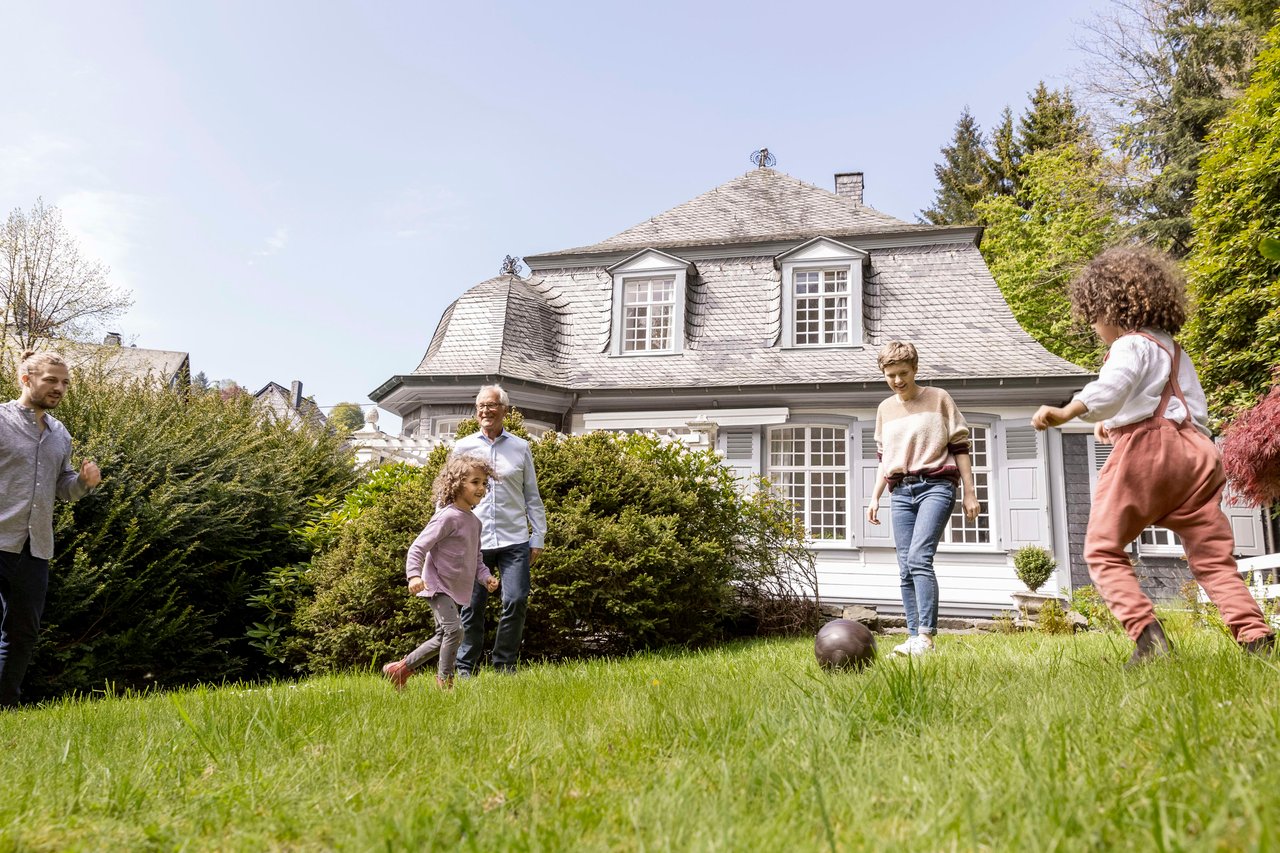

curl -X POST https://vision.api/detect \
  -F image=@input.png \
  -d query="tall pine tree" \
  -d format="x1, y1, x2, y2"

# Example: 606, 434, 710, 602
920, 108, 995, 225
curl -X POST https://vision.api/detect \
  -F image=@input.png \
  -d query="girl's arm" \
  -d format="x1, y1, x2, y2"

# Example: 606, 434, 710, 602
406, 512, 450, 588
866, 473, 887, 525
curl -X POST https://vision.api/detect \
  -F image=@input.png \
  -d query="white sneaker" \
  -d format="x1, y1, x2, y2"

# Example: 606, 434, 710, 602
893, 635, 934, 656
893, 635, 922, 656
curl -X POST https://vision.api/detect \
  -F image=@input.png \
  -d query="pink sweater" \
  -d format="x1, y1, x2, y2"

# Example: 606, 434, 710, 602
405, 504, 494, 606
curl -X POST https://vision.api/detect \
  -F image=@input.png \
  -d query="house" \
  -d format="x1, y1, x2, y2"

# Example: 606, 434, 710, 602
253, 380, 327, 430
8, 331, 191, 390
370, 163, 1271, 615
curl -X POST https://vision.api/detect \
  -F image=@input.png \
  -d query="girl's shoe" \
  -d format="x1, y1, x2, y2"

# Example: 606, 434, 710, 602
382, 659, 412, 691
435, 674, 454, 690
893, 635, 932, 656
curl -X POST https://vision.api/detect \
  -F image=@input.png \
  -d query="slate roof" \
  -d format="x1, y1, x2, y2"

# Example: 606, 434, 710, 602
544, 167, 918, 257
37, 337, 190, 388
386, 168, 1091, 402
412, 275, 566, 384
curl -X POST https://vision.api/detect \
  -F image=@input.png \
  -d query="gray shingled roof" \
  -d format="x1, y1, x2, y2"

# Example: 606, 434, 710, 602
503, 245, 1086, 389
546, 167, 916, 257
383, 168, 1091, 401
413, 275, 566, 384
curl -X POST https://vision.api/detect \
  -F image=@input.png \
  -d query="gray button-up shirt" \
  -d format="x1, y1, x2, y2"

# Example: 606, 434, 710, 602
0, 400, 91, 559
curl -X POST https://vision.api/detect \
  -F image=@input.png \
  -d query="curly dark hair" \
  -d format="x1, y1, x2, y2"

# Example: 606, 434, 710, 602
1069, 246, 1188, 333
432, 452, 498, 506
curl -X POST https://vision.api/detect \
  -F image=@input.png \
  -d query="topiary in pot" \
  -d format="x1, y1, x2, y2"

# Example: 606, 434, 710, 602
1013, 545, 1057, 593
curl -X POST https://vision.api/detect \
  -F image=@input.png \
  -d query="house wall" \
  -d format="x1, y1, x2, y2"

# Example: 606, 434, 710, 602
1062, 433, 1092, 589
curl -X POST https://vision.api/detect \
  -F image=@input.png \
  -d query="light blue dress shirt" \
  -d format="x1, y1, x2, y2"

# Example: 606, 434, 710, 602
452, 429, 547, 550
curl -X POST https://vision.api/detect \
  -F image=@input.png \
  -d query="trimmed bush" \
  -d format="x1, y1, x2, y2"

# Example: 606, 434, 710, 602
1012, 545, 1057, 592
295, 423, 818, 672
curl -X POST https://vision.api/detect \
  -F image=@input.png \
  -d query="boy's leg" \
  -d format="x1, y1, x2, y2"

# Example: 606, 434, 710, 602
432, 595, 464, 680
890, 489, 921, 638
1161, 435, 1272, 644
0, 544, 50, 707
490, 543, 531, 673
1084, 432, 1166, 641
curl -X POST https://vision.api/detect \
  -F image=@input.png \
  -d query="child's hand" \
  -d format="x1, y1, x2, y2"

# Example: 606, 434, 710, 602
485, 576, 500, 593
408, 577, 425, 595
1094, 421, 1112, 445
1032, 405, 1070, 430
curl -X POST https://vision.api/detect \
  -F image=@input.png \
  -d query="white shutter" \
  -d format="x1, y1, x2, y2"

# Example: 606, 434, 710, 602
998, 421, 1050, 550
719, 427, 761, 490
1219, 441, 1265, 556
856, 424, 894, 547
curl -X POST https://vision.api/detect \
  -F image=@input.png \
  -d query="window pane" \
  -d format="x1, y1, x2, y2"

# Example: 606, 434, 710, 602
944, 425, 990, 544
768, 425, 848, 541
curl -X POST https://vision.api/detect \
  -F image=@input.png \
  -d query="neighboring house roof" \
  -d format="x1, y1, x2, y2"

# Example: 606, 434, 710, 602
6, 335, 190, 389
536, 167, 918, 259
253, 381, 327, 428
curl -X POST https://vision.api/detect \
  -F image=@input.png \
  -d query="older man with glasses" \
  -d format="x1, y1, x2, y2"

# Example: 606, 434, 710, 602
452, 384, 547, 676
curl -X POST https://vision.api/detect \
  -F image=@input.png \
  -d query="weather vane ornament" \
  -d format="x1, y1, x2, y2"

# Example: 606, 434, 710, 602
750, 148, 776, 169
500, 255, 524, 276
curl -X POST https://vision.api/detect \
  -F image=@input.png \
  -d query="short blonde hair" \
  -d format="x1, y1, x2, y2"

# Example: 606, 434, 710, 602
877, 341, 918, 372
17, 349, 68, 381
433, 452, 498, 506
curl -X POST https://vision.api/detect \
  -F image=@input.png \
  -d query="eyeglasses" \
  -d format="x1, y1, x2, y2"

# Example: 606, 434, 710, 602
476, 403, 505, 411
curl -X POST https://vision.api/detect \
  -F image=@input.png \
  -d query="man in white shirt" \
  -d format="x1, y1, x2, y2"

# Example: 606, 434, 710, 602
452, 385, 546, 676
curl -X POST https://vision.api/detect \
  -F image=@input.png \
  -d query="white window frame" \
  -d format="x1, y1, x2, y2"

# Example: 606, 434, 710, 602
607, 249, 691, 357
776, 237, 866, 350
766, 422, 851, 546
939, 421, 994, 549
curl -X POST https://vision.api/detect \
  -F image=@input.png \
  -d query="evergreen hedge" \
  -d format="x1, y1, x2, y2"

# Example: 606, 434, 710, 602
0, 364, 358, 700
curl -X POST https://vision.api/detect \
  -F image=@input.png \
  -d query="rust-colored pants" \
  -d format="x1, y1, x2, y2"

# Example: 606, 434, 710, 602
1085, 417, 1272, 643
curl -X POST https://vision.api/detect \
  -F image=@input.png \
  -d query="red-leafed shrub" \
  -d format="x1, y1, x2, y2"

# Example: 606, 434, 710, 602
1222, 383, 1280, 507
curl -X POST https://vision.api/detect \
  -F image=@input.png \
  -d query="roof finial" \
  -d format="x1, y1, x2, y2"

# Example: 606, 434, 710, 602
749, 148, 776, 169
500, 255, 524, 276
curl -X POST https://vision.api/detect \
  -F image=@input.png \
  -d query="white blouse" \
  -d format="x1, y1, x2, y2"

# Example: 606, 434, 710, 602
1073, 328, 1211, 437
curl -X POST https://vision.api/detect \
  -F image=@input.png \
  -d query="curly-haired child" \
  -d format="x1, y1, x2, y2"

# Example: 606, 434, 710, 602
382, 453, 501, 689
1032, 246, 1275, 665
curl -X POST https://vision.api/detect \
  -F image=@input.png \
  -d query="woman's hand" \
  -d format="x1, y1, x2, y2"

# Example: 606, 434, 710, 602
962, 492, 981, 522
866, 501, 880, 526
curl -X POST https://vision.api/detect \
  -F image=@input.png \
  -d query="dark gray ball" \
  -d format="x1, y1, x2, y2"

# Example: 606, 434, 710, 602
815, 618, 876, 671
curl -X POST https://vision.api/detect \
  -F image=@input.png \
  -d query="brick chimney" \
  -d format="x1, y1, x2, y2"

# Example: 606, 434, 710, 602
290, 380, 303, 410
834, 172, 864, 205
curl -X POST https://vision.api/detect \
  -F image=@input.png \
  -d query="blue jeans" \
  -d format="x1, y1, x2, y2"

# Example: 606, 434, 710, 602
891, 479, 956, 637
456, 542, 531, 675
0, 542, 50, 707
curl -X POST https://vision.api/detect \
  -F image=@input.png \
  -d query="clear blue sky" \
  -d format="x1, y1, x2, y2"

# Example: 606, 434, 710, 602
1, 0, 1109, 431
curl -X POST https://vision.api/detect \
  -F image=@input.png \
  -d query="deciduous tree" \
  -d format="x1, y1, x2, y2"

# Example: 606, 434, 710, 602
0, 198, 132, 350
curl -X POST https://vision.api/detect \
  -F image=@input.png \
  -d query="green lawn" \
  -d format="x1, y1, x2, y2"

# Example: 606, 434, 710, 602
2, 616, 1278, 851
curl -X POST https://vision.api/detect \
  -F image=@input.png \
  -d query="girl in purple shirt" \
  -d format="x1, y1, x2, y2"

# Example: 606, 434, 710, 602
383, 454, 500, 689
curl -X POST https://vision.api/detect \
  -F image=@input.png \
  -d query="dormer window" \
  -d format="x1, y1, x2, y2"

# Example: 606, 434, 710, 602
775, 237, 868, 349
607, 249, 694, 356
622, 276, 675, 352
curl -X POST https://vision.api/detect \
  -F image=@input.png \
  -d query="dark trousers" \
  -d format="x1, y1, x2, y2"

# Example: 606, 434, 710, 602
0, 541, 50, 707
456, 542, 531, 675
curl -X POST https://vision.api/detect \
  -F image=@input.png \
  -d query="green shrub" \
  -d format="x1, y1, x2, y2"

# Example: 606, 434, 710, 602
294, 424, 817, 672
0, 365, 358, 700
1036, 599, 1072, 635
1012, 545, 1057, 592
1069, 585, 1122, 633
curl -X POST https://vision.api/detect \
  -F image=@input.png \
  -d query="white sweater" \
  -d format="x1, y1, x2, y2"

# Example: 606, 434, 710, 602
1073, 328, 1211, 437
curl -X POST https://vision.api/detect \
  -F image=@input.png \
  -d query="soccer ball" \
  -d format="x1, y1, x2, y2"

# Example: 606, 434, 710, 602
814, 618, 877, 671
